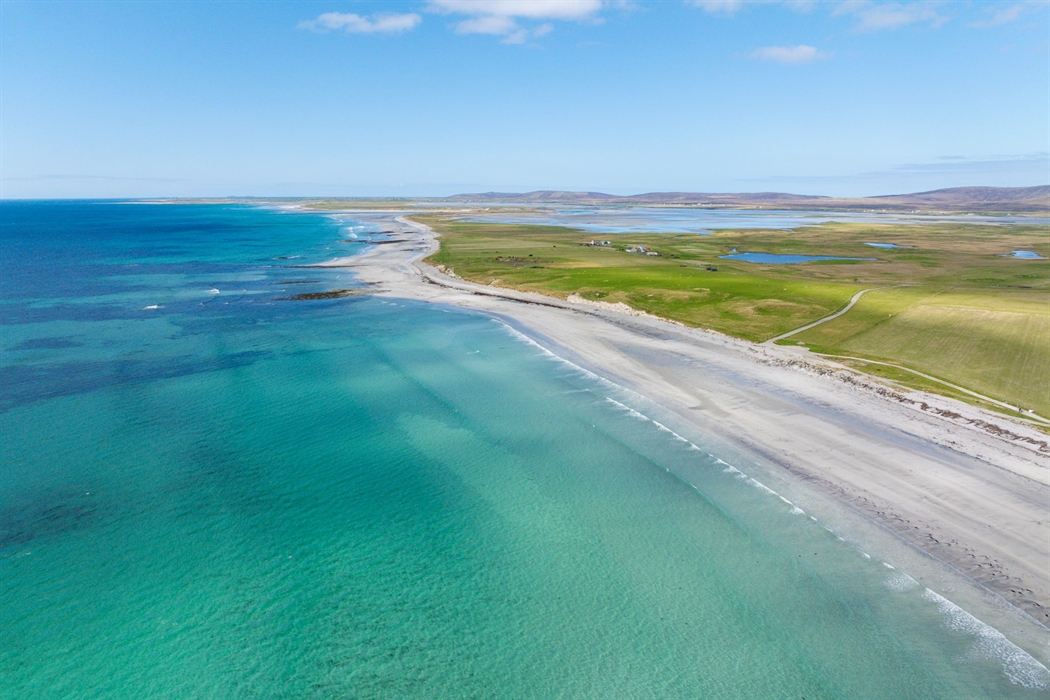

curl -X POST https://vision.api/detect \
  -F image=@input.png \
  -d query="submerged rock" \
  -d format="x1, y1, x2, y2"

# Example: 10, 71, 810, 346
279, 289, 369, 301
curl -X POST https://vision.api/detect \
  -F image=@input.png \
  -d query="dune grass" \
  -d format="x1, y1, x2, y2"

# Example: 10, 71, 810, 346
418, 215, 1049, 415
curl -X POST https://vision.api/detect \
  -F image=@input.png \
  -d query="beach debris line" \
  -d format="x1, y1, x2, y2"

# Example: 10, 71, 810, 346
756, 353, 1049, 451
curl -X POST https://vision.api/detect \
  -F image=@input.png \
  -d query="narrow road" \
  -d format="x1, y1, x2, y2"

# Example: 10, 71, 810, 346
818, 353, 1050, 425
765, 287, 886, 344
763, 285, 1047, 423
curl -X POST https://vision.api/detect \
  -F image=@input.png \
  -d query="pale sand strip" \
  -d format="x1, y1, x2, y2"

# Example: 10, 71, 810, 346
313, 213, 1050, 637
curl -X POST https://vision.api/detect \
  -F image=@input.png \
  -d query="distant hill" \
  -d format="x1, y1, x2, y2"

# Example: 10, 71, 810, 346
446, 185, 1050, 214
864, 186, 1050, 212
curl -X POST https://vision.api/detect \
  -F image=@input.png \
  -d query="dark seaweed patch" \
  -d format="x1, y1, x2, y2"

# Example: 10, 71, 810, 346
0, 489, 102, 550
279, 289, 369, 301
12, 337, 83, 350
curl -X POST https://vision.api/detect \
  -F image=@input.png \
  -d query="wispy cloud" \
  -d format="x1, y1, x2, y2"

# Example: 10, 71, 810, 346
694, 1, 947, 29
743, 153, 1050, 196
749, 44, 830, 63
429, 0, 603, 20
891, 152, 1050, 173
454, 14, 518, 35
688, 0, 746, 13
298, 12, 422, 34
688, 0, 815, 15
833, 1, 947, 31
970, 2, 1038, 28
505, 23, 554, 44
428, 0, 601, 43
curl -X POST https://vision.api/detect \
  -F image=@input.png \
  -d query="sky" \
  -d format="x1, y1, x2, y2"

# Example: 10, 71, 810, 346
2, 0, 1048, 198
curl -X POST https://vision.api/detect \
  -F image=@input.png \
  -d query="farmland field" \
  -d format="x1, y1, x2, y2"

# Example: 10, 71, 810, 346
418, 215, 1049, 419
792, 288, 1050, 416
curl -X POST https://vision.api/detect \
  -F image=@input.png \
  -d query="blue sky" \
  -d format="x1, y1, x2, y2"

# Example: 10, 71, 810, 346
2, 0, 1048, 198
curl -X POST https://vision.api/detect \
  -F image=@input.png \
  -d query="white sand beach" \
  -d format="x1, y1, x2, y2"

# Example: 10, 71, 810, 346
313, 213, 1050, 641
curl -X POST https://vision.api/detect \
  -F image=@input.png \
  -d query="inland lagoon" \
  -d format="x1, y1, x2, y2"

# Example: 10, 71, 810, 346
1, 202, 1047, 698
462, 206, 1048, 235
719, 252, 877, 264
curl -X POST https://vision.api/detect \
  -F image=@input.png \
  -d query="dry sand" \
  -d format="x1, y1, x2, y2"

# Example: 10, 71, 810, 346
313, 213, 1050, 639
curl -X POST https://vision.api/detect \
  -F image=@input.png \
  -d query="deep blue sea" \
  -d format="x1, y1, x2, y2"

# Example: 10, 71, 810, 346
2, 201, 1047, 698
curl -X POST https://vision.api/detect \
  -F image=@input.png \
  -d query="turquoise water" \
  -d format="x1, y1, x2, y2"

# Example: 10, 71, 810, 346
720, 252, 876, 264
1005, 250, 1046, 259
2, 202, 1047, 698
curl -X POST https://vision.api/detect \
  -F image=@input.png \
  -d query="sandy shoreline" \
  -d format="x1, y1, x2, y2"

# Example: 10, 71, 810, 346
312, 212, 1050, 647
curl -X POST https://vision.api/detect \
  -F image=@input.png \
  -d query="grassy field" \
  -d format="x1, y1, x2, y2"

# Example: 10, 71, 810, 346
418, 215, 1049, 418
421, 218, 867, 341
791, 288, 1050, 416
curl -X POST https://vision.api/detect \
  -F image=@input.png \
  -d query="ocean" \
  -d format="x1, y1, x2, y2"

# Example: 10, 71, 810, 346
2, 201, 1046, 698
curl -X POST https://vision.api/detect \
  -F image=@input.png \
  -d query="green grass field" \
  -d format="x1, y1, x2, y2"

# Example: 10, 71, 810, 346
792, 288, 1050, 416
421, 218, 867, 341
418, 215, 1049, 418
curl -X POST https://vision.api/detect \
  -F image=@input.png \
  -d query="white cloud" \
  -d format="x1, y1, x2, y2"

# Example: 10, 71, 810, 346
502, 28, 531, 44
834, 1, 946, 31
455, 15, 518, 34
689, 0, 746, 13
429, 1, 602, 20
688, 0, 815, 14
298, 12, 422, 34
985, 4, 1026, 25
428, 0, 601, 42
690, 1, 947, 29
502, 23, 554, 44
971, 2, 1037, 28
749, 44, 829, 63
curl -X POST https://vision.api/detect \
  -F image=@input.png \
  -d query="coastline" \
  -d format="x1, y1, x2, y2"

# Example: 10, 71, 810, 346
312, 212, 1050, 649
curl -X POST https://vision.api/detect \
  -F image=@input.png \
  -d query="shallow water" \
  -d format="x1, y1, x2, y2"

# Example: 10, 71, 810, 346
1005, 250, 1047, 259
1, 202, 1047, 698
463, 206, 1048, 234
